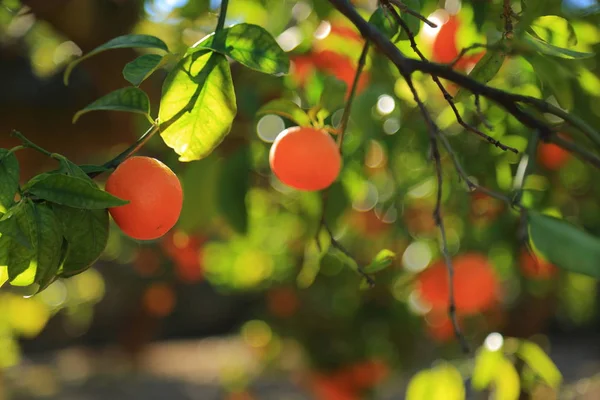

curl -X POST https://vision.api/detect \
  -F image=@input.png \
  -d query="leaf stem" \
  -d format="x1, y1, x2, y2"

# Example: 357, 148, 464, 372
91, 123, 160, 177
11, 130, 53, 157
216, 0, 230, 32
337, 41, 370, 150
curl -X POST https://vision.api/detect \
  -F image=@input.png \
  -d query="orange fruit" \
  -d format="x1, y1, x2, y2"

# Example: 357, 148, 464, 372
417, 253, 499, 315
105, 156, 183, 240
269, 126, 341, 191
266, 287, 299, 318
519, 249, 558, 279
538, 141, 570, 170
160, 231, 204, 283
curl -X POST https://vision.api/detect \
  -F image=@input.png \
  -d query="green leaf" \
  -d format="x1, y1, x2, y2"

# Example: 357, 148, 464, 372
0, 149, 19, 214
123, 54, 164, 86
159, 51, 237, 161
369, 7, 399, 39
319, 76, 347, 116
73, 87, 152, 124
24, 174, 128, 209
0, 202, 35, 285
189, 23, 289, 76
364, 249, 396, 273
516, 340, 562, 388
256, 99, 311, 127
217, 146, 250, 234
472, 349, 503, 391
455, 47, 506, 102
52, 205, 109, 277
517, 0, 546, 37
524, 53, 573, 110
3, 202, 62, 288
527, 211, 600, 278
32, 204, 64, 291
522, 34, 595, 59
55, 156, 95, 182
64, 34, 169, 85
0, 212, 30, 249
397, 0, 422, 41
493, 357, 521, 400
297, 240, 324, 289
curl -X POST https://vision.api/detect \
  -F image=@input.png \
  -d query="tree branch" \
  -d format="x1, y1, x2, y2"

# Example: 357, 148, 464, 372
326, 0, 600, 164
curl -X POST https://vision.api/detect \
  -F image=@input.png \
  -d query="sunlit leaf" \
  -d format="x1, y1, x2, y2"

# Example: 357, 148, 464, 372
217, 146, 250, 234
0, 266, 7, 287
189, 23, 289, 76
455, 47, 506, 102
52, 205, 109, 277
407, 363, 465, 400
516, 340, 562, 388
256, 99, 311, 127
494, 356, 521, 400
24, 174, 129, 209
517, 0, 547, 37
159, 51, 237, 161
364, 249, 396, 273
472, 348, 504, 391
72, 87, 153, 123
0, 149, 19, 214
522, 34, 595, 59
528, 211, 600, 278
524, 53, 573, 110
123, 53, 164, 86
64, 34, 168, 84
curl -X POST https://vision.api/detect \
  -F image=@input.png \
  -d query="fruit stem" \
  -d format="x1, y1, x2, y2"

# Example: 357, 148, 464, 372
216, 0, 229, 32
11, 130, 53, 157
93, 122, 160, 177
337, 41, 370, 151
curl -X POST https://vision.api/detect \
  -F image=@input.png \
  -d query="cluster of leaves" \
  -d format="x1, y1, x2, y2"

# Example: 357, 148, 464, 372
0, 148, 125, 291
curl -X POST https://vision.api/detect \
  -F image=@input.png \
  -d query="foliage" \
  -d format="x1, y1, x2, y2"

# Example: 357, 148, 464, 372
1, 0, 600, 397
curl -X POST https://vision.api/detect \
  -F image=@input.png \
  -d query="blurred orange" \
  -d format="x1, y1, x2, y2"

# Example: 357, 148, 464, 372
142, 283, 176, 318
267, 287, 300, 318
349, 209, 391, 238
538, 139, 570, 170
426, 311, 461, 343
133, 247, 162, 277
341, 359, 389, 390
470, 192, 504, 223
519, 249, 558, 279
161, 230, 205, 283
432, 16, 484, 70
310, 374, 358, 400
417, 253, 499, 315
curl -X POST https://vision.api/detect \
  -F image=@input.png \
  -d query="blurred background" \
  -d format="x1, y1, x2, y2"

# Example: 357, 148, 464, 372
1, 0, 600, 398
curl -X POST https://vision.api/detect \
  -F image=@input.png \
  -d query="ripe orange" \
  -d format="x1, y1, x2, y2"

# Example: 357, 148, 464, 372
269, 126, 341, 191
160, 231, 204, 283
519, 249, 558, 279
538, 141, 570, 170
416, 253, 499, 315
105, 156, 183, 240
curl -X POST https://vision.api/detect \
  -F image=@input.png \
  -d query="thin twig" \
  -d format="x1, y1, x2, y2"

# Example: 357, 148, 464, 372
474, 94, 493, 130
323, 222, 376, 287
385, 0, 438, 28
337, 41, 370, 150
384, 6, 517, 153
449, 43, 488, 68
403, 75, 470, 354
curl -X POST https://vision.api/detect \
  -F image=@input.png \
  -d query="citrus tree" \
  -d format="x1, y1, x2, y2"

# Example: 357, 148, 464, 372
1, 0, 600, 398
